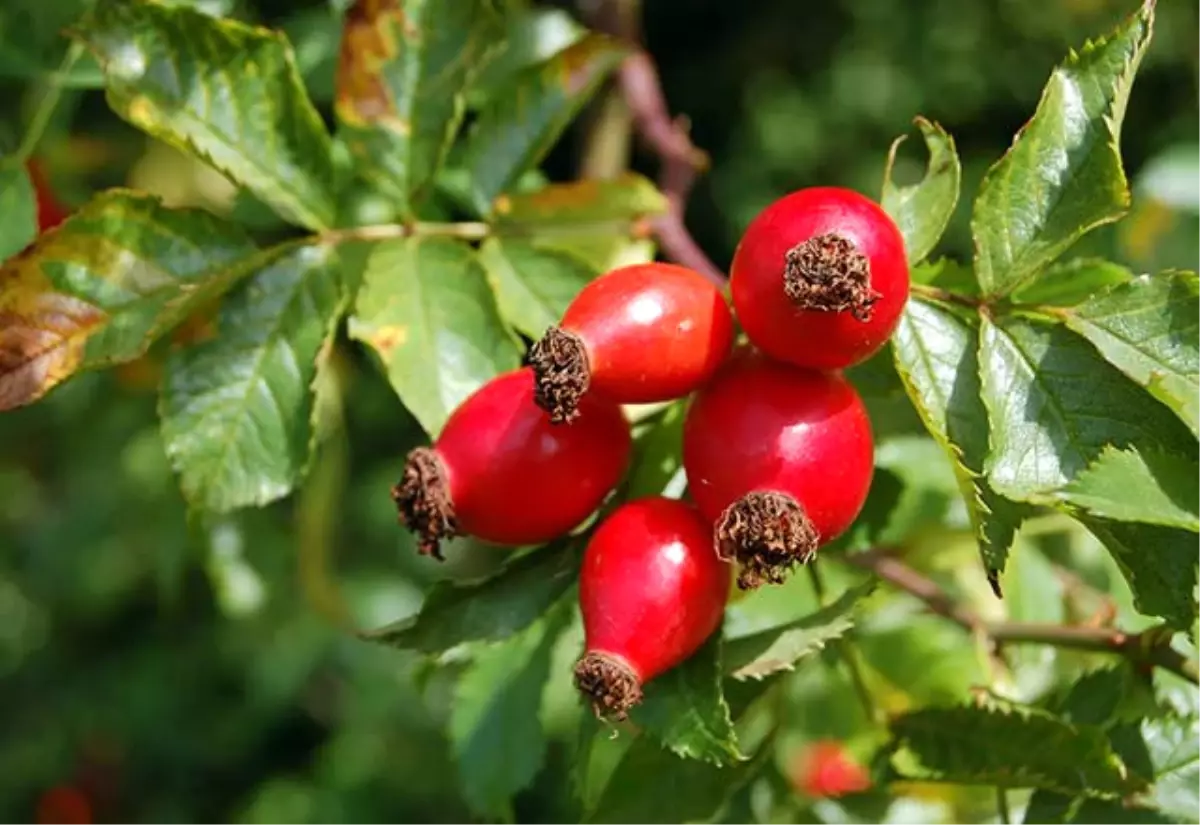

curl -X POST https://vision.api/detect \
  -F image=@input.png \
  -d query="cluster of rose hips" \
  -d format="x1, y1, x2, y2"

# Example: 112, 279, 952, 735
393, 187, 909, 719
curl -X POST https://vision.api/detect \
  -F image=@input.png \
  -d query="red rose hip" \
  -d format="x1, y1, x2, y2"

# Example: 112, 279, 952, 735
575, 496, 730, 720
393, 367, 631, 559
530, 262, 734, 423
790, 741, 871, 799
730, 186, 909, 369
683, 348, 874, 589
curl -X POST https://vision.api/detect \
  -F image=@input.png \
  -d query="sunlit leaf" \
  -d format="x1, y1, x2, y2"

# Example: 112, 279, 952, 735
972, 1, 1153, 296
348, 236, 520, 436
160, 243, 344, 512
477, 238, 595, 339
881, 117, 961, 265
1059, 445, 1198, 531
0, 191, 256, 412
74, 0, 338, 230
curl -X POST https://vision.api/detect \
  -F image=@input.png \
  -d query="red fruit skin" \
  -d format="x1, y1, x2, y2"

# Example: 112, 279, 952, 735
730, 187, 909, 369
26, 159, 70, 233
436, 367, 631, 546
683, 348, 874, 543
579, 497, 730, 682
561, 262, 734, 403
791, 741, 871, 798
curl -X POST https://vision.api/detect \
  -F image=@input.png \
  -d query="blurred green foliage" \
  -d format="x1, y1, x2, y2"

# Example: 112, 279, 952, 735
0, 0, 1196, 822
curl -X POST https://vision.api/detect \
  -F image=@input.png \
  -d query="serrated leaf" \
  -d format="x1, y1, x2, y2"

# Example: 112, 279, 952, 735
979, 314, 1196, 500
888, 704, 1142, 796
74, 0, 337, 230
348, 236, 520, 436
450, 600, 571, 818
1076, 516, 1198, 629
0, 164, 37, 261
1024, 792, 1176, 824
477, 238, 595, 339
972, 2, 1153, 296
881, 117, 961, 265
1045, 664, 1151, 728
1012, 258, 1134, 306
457, 34, 628, 216
891, 298, 1027, 581
1059, 445, 1198, 531
159, 243, 343, 513
725, 580, 874, 681
1060, 270, 1199, 435
361, 541, 579, 653
1139, 713, 1200, 822
494, 174, 668, 227
335, 0, 502, 217
0, 190, 257, 412
630, 633, 740, 766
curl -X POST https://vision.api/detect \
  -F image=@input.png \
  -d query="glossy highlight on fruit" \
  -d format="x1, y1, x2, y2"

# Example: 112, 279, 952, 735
574, 496, 731, 720
683, 348, 874, 589
392, 367, 632, 559
530, 262, 734, 424
731, 186, 909, 369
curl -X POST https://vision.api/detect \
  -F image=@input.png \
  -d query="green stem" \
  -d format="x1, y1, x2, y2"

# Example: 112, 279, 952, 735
12, 41, 84, 164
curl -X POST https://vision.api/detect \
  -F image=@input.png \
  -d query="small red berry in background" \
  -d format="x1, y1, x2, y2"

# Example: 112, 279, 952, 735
529, 262, 734, 424
26, 159, 71, 233
35, 785, 92, 825
574, 496, 730, 719
683, 347, 874, 589
790, 741, 871, 799
730, 186, 909, 370
392, 367, 632, 559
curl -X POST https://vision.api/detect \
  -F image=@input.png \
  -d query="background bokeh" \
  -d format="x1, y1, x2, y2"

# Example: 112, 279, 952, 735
0, 0, 1196, 822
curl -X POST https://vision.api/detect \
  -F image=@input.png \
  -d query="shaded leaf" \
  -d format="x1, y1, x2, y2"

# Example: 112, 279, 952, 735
1012, 258, 1133, 306
494, 174, 667, 227
631, 633, 741, 766
74, 0, 337, 230
348, 236, 520, 436
979, 314, 1196, 500
458, 34, 628, 216
477, 238, 595, 339
891, 298, 1028, 581
159, 243, 344, 513
1077, 516, 1198, 629
1060, 270, 1199, 435
0, 164, 36, 261
881, 117, 961, 265
725, 580, 874, 681
972, 1, 1153, 295
888, 704, 1141, 796
1059, 445, 1198, 531
361, 541, 579, 653
624, 401, 686, 500
450, 600, 571, 818
335, 0, 502, 217
0, 191, 256, 412
468, 5, 584, 105
1023, 792, 1175, 824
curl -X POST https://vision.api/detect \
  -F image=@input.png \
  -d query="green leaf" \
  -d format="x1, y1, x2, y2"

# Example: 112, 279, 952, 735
494, 174, 668, 227
624, 402, 686, 500
1012, 258, 1133, 306
1139, 713, 1200, 822
467, 5, 585, 105
0, 190, 257, 412
1059, 446, 1198, 531
891, 298, 1027, 582
360, 541, 580, 653
979, 314, 1196, 500
971, 1, 1153, 296
335, 0, 502, 217
881, 117, 961, 265
1059, 270, 1199, 435
888, 703, 1142, 796
74, 0, 337, 230
0, 164, 36, 261
450, 600, 571, 818
348, 237, 520, 436
724, 580, 874, 681
1024, 792, 1176, 824
1076, 516, 1198, 629
159, 243, 344, 513
630, 633, 741, 766
457, 34, 628, 216
477, 238, 595, 339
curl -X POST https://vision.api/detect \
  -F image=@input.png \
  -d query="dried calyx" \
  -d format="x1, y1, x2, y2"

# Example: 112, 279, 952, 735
715, 490, 819, 590
529, 327, 591, 425
784, 232, 881, 322
573, 651, 643, 721
391, 447, 460, 560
